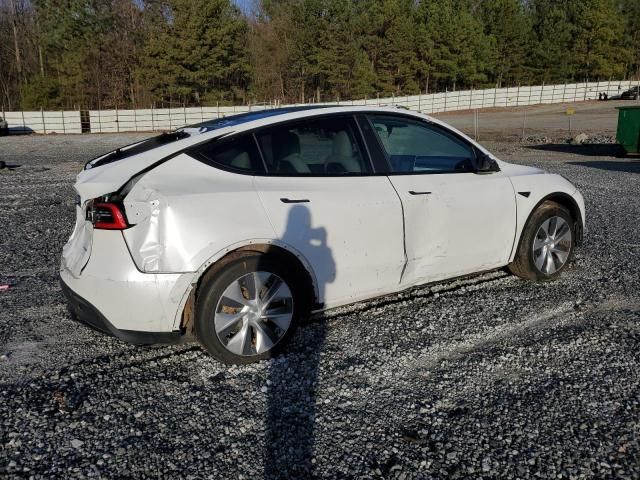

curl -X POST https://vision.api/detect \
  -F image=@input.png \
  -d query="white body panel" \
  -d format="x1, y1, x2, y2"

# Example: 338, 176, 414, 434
60, 230, 185, 332
61, 206, 94, 276
122, 153, 274, 273
388, 171, 517, 285
60, 106, 587, 336
254, 176, 405, 308
498, 161, 582, 262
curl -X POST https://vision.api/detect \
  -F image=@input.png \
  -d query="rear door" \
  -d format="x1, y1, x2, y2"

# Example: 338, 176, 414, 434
253, 115, 406, 308
364, 113, 516, 286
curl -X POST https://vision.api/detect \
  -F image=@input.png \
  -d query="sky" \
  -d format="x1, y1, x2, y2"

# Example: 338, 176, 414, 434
233, 0, 254, 14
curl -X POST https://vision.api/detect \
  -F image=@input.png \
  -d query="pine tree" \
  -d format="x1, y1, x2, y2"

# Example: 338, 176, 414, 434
619, 0, 640, 79
357, 0, 419, 96
528, 0, 575, 83
481, 0, 532, 87
570, 0, 627, 81
415, 0, 492, 91
140, 0, 250, 106
2, 0, 638, 109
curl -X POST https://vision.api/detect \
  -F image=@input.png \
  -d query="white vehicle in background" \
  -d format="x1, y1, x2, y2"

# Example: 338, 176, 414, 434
60, 106, 585, 364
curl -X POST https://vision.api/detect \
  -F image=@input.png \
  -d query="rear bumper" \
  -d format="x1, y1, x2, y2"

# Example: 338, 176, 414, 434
60, 277, 183, 345
60, 228, 193, 343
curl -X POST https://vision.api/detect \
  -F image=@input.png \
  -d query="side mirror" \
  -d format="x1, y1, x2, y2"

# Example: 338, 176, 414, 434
476, 153, 500, 174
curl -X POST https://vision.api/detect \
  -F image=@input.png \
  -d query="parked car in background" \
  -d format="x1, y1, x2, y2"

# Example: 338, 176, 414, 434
60, 106, 585, 364
620, 86, 640, 100
0, 117, 8, 135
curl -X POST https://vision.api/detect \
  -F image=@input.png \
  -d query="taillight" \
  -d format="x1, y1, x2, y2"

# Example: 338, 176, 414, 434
86, 200, 129, 230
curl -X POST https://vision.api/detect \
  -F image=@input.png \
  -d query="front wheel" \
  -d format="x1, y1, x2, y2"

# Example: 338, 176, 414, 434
508, 201, 574, 281
194, 254, 311, 364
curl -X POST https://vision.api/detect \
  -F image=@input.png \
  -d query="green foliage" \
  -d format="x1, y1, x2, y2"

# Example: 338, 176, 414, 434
620, 0, 640, 77
528, 0, 575, 83
1, 0, 639, 109
570, 0, 628, 80
481, 0, 532, 87
528, 0, 629, 83
140, 0, 250, 105
414, 0, 492, 91
21, 76, 61, 110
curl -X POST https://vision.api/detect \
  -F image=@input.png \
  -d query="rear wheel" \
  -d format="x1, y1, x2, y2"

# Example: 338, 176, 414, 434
508, 201, 574, 281
195, 254, 311, 364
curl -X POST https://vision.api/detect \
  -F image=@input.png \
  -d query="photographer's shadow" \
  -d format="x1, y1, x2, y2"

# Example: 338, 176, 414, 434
264, 204, 335, 479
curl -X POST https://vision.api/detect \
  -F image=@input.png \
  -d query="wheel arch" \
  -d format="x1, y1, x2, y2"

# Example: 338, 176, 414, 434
509, 192, 583, 263
174, 240, 320, 332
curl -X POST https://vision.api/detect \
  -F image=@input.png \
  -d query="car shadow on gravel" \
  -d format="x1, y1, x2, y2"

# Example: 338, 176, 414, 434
526, 143, 626, 157
5, 126, 35, 135
263, 205, 335, 479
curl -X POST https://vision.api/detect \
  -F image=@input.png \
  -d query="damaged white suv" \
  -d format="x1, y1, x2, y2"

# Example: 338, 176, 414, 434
61, 106, 585, 364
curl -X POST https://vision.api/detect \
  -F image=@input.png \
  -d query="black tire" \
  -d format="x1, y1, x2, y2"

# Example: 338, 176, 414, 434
508, 201, 574, 281
194, 253, 312, 364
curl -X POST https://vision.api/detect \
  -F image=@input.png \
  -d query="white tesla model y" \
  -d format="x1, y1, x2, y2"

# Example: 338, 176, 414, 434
61, 106, 585, 364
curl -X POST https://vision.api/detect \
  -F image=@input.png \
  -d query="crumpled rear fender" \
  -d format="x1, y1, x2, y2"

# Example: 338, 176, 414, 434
121, 153, 276, 273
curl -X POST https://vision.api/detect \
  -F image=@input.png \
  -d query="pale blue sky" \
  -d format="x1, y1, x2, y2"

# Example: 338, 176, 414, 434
233, 0, 253, 14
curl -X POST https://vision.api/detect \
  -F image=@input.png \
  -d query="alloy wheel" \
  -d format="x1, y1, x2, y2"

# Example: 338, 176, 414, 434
532, 216, 572, 275
214, 271, 294, 356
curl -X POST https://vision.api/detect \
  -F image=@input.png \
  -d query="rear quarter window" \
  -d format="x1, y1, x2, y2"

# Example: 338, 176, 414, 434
191, 134, 264, 174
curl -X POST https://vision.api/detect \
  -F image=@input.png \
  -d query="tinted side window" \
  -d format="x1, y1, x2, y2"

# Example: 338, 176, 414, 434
193, 134, 263, 173
256, 116, 370, 175
369, 115, 476, 173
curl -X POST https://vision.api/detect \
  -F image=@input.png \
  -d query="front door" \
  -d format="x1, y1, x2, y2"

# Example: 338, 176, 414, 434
366, 113, 517, 286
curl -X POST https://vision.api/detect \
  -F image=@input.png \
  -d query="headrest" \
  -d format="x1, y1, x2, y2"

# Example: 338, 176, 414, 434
230, 152, 251, 170
274, 131, 301, 160
332, 130, 353, 157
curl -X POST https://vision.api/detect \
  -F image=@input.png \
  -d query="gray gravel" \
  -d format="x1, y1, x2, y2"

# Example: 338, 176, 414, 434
1, 134, 639, 479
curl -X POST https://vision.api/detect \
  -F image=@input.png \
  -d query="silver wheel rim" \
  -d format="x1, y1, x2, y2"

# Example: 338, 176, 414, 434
532, 216, 572, 275
214, 271, 294, 356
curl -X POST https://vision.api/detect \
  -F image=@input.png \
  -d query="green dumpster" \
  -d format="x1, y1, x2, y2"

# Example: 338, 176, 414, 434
615, 105, 640, 155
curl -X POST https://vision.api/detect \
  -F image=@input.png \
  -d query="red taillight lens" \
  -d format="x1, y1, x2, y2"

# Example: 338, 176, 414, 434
86, 200, 128, 230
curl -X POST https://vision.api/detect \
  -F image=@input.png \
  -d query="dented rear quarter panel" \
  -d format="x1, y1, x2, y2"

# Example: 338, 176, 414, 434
122, 153, 276, 273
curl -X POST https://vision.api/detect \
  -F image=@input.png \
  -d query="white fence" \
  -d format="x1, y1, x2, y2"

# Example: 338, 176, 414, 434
2, 80, 637, 134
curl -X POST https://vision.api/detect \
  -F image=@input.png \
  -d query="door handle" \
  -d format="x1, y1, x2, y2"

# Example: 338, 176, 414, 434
280, 198, 310, 203
408, 191, 431, 195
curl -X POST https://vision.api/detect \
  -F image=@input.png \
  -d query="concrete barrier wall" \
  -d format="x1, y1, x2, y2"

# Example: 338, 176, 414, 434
3, 110, 83, 134
2, 80, 636, 134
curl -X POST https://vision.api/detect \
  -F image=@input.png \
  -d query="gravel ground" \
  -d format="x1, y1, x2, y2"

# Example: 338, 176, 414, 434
1, 133, 639, 479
